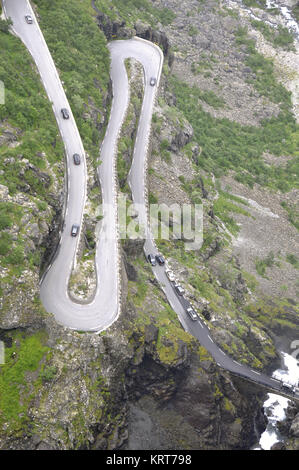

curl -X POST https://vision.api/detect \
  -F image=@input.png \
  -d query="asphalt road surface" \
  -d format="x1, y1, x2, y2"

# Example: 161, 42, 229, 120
3, 0, 298, 401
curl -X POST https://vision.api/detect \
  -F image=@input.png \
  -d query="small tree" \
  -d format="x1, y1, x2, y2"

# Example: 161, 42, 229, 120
0, 18, 13, 34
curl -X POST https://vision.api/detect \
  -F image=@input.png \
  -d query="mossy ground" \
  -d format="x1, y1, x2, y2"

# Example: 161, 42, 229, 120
127, 259, 196, 365
94, 0, 176, 28
0, 330, 49, 435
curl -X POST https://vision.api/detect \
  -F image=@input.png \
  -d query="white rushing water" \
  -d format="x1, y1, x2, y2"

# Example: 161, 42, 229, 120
266, 1, 299, 38
226, 0, 299, 39
257, 353, 299, 450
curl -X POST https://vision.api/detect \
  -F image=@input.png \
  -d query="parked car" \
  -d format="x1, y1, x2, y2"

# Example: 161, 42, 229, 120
73, 153, 81, 165
186, 306, 198, 321
165, 269, 175, 282
61, 108, 70, 119
150, 77, 156, 86
147, 254, 156, 266
155, 254, 165, 265
25, 15, 33, 24
174, 283, 185, 296
71, 224, 80, 237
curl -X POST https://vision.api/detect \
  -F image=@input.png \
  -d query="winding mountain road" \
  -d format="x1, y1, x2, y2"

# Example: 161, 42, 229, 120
3, 0, 298, 402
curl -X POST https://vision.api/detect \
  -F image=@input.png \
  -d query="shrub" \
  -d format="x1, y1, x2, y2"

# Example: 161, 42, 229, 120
0, 232, 12, 255
40, 365, 58, 382
255, 252, 277, 277
251, 20, 295, 51
0, 18, 12, 34
5, 245, 24, 265
286, 254, 299, 269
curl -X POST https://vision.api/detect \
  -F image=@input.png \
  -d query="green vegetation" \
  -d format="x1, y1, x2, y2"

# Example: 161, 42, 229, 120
155, 233, 278, 368
126, 261, 196, 366
255, 251, 279, 277
40, 365, 58, 383
242, 0, 289, 17
214, 384, 224, 399
0, 194, 52, 276
191, 53, 219, 76
135, 280, 148, 306
0, 331, 49, 433
235, 26, 293, 106
0, 202, 16, 230
281, 201, 299, 231
0, 14, 63, 280
0, 17, 12, 33
94, 0, 176, 27
221, 7, 239, 19
186, 76, 226, 109
149, 192, 158, 204
198, 345, 212, 362
0, 232, 12, 255
0, 30, 64, 195
286, 253, 299, 269
117, 136, 132, 188
169, 75, 298, 192
292, 4, 299, 23
243, 0, 267, 8
223, 397, 236, 413
128, 274, 193, 365
246, 297, 298, 331
34, 0, 110, 165
160, 138, 172, 163
0, 202, 27, 275
117, 60, 143, 191
178, 170, 250, 238
251, 20, 295, 50
188, 25, 198, 36
213, 190, 252, 236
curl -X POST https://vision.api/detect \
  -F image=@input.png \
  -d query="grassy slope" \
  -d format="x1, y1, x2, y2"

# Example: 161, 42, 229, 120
0, 331, 50, 434
0, 19, 64, 280
94, 0, 176, 27
169, 74, 298, 192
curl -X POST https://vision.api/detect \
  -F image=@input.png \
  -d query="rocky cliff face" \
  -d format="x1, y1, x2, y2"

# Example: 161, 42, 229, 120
0, 155, 64, 329
0, 290, 268, 450
276, 402, 299, 450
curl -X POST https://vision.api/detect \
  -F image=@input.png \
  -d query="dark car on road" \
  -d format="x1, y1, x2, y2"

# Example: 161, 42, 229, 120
71, 224, 80, 237
150, 77, 156, 86
73, 153, 81, 165
61, 108, 70, 119
25, 15, 33, 24
281, 382, 295, 394
155, 254, 165, 265
147, 254, 156, 266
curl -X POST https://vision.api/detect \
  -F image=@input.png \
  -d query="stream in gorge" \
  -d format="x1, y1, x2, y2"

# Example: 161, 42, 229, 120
226, 0, 299, 39
255, 353, 299, 449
